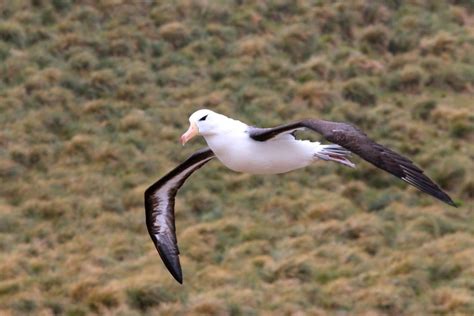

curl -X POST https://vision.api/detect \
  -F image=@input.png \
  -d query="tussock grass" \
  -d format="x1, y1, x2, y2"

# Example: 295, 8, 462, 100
159, 22, 190, 48
0, 1, 472, 315
294, 81, 337, 111
386, 65, 427, 93
0, 22, 25, 47
420, 31, 457, 56
341, 77, 377, 106
341, 54, 385, 79
360, 25, 390, 54
126, 284, 174, 312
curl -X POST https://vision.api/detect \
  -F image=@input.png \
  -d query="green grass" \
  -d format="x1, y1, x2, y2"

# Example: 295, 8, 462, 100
0, 0, 473, 315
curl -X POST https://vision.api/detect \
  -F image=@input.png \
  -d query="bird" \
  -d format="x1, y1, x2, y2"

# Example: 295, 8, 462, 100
144, 109, 455, 284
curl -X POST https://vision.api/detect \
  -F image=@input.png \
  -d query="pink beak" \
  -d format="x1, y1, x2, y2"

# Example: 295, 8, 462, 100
180, 122, 199, 145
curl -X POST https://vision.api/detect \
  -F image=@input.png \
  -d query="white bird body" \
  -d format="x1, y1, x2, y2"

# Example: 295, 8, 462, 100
183, 111, 354, 174
204, 130, 318, 174
185, 111, 352, 174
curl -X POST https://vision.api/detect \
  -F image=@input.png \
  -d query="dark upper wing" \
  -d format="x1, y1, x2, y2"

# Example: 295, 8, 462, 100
144, 147, 215, 284
249, 119, 455, 207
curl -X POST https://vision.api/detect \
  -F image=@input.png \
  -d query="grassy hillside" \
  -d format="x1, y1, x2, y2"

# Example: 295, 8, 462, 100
0, 0, 473, 315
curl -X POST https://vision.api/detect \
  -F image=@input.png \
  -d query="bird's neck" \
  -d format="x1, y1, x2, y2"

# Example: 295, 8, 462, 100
202, 120, 247, 155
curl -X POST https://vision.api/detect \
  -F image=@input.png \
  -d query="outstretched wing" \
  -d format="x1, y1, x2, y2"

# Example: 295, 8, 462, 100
249, 119, 455, 207
144, 147, 215, 284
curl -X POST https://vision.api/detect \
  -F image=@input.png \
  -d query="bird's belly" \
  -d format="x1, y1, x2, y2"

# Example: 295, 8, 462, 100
223, 157, 307, 174
210, 138, 316, 174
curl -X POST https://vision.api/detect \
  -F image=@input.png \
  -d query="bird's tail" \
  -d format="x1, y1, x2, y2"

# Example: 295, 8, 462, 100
314, 144, 355, 168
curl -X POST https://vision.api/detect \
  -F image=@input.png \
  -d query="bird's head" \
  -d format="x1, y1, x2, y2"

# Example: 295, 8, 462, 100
181, 109, 229, 145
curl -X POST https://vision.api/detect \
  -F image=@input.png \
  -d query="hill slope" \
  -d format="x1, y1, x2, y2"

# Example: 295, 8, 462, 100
0, 1, 473, 315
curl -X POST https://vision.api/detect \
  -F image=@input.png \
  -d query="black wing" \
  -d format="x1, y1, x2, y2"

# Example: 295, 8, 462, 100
249, 119, 455, 207
144, 147, 215, 284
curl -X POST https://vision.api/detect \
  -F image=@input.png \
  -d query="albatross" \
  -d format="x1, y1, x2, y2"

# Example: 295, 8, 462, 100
145, 109, 455, 283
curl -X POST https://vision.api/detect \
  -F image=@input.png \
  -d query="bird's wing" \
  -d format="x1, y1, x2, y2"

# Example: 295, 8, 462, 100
249, 120, 455, 206
144, 147, 215, 284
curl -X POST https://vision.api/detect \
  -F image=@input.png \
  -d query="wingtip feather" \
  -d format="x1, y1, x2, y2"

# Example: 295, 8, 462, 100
169, 263, 183, 284
165, 257, 183, 284
157, 243, 183, 284
443, 196, 457, 208
170, 260, 183, 284
160, 253, 183, 284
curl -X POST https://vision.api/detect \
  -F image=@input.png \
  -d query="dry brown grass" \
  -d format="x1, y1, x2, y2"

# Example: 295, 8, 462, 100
0, 1, 472, 315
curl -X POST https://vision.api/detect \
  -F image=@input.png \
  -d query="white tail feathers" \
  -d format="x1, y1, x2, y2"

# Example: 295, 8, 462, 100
314, 144, 356, 168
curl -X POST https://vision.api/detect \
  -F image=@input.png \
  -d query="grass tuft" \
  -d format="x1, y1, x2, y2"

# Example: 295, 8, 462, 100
294, 81, 337, 111
412, 99, 437, 120
159, 22, 190, 48
386, 65, 427, 93
360, 25, 389, 53
0, 22, 25, 47
69, 51, 98, 71
341, 77, 377, 106
420, 31, 456, 56
126, 285, 174, 311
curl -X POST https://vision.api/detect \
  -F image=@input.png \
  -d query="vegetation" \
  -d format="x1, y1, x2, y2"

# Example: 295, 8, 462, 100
0, 0, 472, 315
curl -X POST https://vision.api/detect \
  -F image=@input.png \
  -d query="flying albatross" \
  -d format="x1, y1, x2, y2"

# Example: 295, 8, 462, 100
145, 109, 455, 283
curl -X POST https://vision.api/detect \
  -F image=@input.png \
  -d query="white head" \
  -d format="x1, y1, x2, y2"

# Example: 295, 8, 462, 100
180, 109, 236, 145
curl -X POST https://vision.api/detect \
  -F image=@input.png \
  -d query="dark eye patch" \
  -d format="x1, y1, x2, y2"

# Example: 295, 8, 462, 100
199, 115, 208, 121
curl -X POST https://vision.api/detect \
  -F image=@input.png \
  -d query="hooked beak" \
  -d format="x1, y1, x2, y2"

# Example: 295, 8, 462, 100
180, 122, 199, 145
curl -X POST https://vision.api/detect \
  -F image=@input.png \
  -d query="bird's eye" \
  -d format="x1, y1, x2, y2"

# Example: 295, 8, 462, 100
199, 115, 208, 121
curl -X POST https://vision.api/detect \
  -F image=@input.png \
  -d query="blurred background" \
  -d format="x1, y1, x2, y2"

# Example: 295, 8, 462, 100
0, 0, 473, 315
